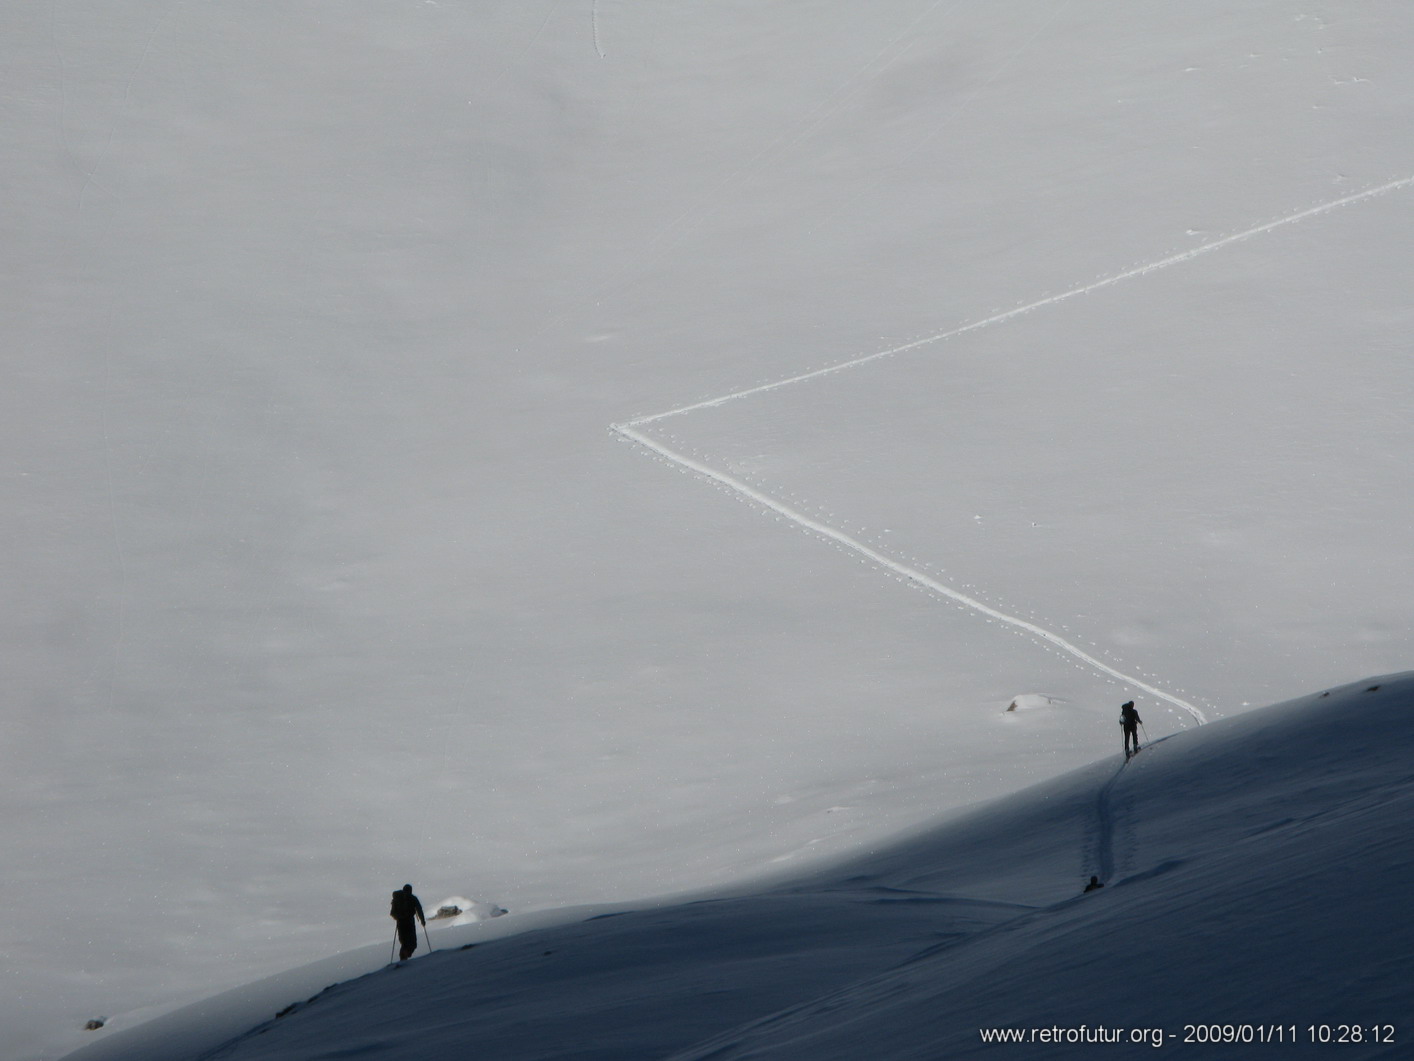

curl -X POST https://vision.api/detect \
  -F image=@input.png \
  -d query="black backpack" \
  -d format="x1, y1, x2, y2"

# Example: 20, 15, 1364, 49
390, 890, 414, 920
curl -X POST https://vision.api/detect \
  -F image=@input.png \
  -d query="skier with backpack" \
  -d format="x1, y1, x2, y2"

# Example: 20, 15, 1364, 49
1120, 701, 1143, 758
390, 884, 427, 962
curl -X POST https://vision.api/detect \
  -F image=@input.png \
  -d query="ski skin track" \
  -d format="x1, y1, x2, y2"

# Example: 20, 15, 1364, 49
1094, 762, 1124, 883
612, 176, 1414, 730
613, 423, 1208, 725
629, 174, 1414, 427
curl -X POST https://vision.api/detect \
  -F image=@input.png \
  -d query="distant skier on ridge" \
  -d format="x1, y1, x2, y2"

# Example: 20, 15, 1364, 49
390, 884, 427, 961
1120, 701, 1143, 758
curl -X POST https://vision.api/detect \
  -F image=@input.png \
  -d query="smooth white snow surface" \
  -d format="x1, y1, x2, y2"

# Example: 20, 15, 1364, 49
4, 1, 1412, 1057
65, 675, 1414, 1059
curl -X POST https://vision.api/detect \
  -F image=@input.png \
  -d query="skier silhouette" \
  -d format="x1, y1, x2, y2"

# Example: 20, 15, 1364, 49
1084, 875, 1104, 893
1120, 701, 1143, 758
390, 884, 426, 961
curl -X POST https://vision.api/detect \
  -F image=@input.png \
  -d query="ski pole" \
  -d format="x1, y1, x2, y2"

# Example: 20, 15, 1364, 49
1140, 722, 1149, 746
422, 919, 434, 954
390, 927, 399, 964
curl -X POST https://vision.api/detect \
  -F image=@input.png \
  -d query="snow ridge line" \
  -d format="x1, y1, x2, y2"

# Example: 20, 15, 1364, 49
612, 424, 1208, 725
630, 174, 1414, 426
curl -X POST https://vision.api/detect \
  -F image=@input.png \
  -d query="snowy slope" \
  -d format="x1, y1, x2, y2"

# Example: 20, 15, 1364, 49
65, 675, 1414, 1059
6, 2, 1414, 1057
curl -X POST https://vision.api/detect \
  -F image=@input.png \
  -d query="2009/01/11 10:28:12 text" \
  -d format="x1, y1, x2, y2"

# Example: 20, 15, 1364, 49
1183, 1024, 1396, 1046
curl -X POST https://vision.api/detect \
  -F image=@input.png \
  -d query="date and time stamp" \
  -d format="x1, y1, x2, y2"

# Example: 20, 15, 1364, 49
978, 1023, 1396, 1048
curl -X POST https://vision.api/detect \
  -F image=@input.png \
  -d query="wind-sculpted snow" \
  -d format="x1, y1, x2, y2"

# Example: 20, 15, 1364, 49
67, 675, 1414, 1060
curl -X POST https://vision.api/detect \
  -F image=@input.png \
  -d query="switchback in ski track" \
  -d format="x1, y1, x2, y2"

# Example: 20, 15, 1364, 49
612, 175, 1414, 728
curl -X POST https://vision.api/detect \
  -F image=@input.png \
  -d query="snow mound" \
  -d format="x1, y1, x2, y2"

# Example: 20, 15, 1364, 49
65, 675, 1414, 1060
427, 897, 508, 925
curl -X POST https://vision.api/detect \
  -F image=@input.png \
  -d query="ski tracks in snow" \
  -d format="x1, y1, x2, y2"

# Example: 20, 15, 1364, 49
629, 174, 1414, 427
1092, 760, 1126, 884
1090, 741, 1166, 885
616, 422, 1208, 724
613, 175, 1414, 730
590, 0, 605, 59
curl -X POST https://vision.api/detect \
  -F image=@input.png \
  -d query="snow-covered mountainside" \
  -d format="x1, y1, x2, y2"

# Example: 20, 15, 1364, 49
66, 675, 1414, 1059
7, 2, 1414, 1057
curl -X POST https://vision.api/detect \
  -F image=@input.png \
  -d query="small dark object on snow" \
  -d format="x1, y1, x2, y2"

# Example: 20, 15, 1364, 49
390, 884, 427, 961
1084, 876, 1104, 893
432, 904, 462, 920
1366, 685, 1382, 693
84, 1018, 107, 1031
